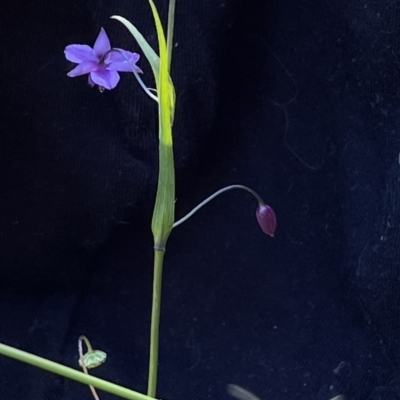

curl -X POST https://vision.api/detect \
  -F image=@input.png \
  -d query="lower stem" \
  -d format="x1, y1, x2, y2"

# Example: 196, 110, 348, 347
0, 343, 152, 400
147, 249, 165, 397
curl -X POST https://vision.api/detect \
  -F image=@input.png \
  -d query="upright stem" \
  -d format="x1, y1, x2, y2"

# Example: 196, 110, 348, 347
166, 0, 177, 71
147, 249, 165, 397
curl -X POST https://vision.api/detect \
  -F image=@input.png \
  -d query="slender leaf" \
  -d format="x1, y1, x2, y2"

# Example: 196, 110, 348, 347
148, 0, 176, 125
111, 12, 175, 122
110, 15, 160, 86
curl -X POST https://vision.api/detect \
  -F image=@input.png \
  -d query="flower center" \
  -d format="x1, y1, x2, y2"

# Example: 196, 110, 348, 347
98, 49, 114, 67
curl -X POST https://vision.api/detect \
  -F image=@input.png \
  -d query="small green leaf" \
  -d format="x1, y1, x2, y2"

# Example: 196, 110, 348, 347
79, 350, 107, 369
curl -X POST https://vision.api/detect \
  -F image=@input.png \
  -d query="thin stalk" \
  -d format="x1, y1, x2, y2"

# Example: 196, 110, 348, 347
147, 249, 165, 397
78, 336, 100, 400
166, 0, 177, 71
173, 184, 265, 228
79, 335, 94, 352
0, 343, 154, 400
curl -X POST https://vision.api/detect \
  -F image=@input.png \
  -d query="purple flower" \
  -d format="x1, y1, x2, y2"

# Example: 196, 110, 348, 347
256, 204, 277, 237
64, 28, 141, 91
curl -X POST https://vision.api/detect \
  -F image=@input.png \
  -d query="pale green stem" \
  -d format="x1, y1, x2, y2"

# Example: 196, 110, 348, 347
0, 343, 153, 400
78, 336, 100, 400
173, 184, 265, 228
166, 0, 177, 70
147, 249, 165, 397
79, 335, 94, 352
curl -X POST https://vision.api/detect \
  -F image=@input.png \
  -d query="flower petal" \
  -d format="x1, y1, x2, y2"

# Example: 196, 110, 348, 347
105, 50, 141, 72
93, 28, 111, 58
90, 69, 120, 90
88, 74, 95, 87
67, 60, 99, 77
64, 45, 95, 63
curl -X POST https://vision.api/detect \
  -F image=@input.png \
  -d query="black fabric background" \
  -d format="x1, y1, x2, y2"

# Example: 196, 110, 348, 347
1, 0, 400, 399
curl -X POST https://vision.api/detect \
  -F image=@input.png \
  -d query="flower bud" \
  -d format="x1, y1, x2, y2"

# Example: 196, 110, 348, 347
256, 204, 277, 237
79, 350, 107, 369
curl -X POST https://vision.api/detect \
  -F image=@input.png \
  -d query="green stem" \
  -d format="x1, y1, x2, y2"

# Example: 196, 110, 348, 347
79, 335, 94, 352
0, 343, 153, 400
166, 0, 176, 71
147, 249, 165, 397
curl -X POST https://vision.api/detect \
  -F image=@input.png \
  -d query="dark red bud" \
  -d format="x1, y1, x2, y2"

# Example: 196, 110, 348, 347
256, 204, 277, 237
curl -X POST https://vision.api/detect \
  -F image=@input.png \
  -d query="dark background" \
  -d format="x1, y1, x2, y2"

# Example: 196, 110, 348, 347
1, 0, 400, 399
